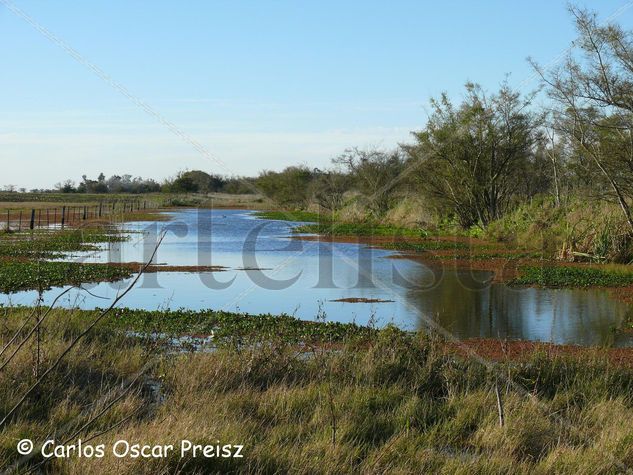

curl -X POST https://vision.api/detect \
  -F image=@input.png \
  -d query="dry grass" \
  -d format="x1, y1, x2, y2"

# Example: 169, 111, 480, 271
0, 309, 632, 473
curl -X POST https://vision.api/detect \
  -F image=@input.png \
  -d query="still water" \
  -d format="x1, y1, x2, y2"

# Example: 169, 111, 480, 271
2, 209, 632, 347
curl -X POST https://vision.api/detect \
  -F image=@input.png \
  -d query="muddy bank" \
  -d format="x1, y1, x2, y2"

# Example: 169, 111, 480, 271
450, 338, 633, 367
293, 233, 528, 283
106, 262, 229, 273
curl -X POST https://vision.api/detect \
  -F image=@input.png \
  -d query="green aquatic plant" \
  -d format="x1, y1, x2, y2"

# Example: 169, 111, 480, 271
512, 265, 633, 288
106, 307, 376, 344
255, 210, 329, 223
379, 241, 469, 251
0, 262, 133, 293
294, 222, 428, 238
0, 228, 126, 259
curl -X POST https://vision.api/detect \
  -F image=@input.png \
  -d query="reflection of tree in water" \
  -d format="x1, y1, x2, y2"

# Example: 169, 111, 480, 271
402, 267, 630, 346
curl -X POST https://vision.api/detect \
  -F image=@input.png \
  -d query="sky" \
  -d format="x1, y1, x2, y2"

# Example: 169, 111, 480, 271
2, 0, 633, 189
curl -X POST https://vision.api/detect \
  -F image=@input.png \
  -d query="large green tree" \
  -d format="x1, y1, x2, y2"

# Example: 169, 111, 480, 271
256, 166, 315, 208
404, 82, 542, 227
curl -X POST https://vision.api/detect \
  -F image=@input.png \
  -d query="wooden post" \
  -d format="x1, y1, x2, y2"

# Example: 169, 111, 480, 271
30, 209, 35, 230
37, 208, 41, 228
99, 202, 103, 217
53, 208, 57, 227
83, 206, 87, 220
6, 209, 9, 232
46, 208, 50, 227
19, 211, 22, 231
61, 206, 66, 229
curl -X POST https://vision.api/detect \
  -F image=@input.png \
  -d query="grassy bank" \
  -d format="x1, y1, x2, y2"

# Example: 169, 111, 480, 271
256, 209, 633, 291
255, 210, 325, 222
255, 211, 427, 238
1, 307, 633, 473
0, 192, 267, 213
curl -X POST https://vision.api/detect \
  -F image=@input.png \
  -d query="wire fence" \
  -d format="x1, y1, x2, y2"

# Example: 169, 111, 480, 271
1, 200, 159, 232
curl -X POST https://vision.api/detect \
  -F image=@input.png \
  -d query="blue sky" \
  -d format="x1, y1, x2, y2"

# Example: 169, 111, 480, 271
2, 0, 633, 189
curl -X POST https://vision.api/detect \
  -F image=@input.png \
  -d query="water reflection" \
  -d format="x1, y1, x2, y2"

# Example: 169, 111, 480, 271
403, 269, 633, 346
1, 209, 631, 347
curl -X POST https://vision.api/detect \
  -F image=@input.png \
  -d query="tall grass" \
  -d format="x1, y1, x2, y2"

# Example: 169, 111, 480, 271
0, 308, 632, 473
486, 197, 633, 263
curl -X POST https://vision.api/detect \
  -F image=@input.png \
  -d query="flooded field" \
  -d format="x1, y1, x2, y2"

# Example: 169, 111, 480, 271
2, 209, 631, 346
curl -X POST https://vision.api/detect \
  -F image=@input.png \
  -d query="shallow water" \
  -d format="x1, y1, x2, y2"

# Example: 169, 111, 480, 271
2, 209, 632, 347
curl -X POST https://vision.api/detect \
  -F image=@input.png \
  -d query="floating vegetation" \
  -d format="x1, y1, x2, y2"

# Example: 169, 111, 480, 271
512, 265, 633, 288
294, 222, 428, 238
105, 307, 377, 344
0, 227, 131, 292
378, 241, 469, 251
0, 228, 126, 259
0, 261, 133, 292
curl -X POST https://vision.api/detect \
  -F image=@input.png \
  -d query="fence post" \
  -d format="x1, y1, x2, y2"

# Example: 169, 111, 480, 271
37, 208, 41, 228
83, 206, 87, 220
99, 202, 103, 218
30, 209, 35, 230
6, 209, 9, 232
61, 206, 66, 229
19, 211, 22, 231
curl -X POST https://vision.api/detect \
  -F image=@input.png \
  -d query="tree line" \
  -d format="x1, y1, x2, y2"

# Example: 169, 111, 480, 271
256, 7, 633, 239
46, 170, 256, 195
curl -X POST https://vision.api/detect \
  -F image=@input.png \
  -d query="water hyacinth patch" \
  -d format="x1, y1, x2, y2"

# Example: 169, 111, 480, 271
513, 266, 633, 288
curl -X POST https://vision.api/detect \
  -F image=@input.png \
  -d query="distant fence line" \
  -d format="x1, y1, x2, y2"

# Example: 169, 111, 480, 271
2, 200, 159, 232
